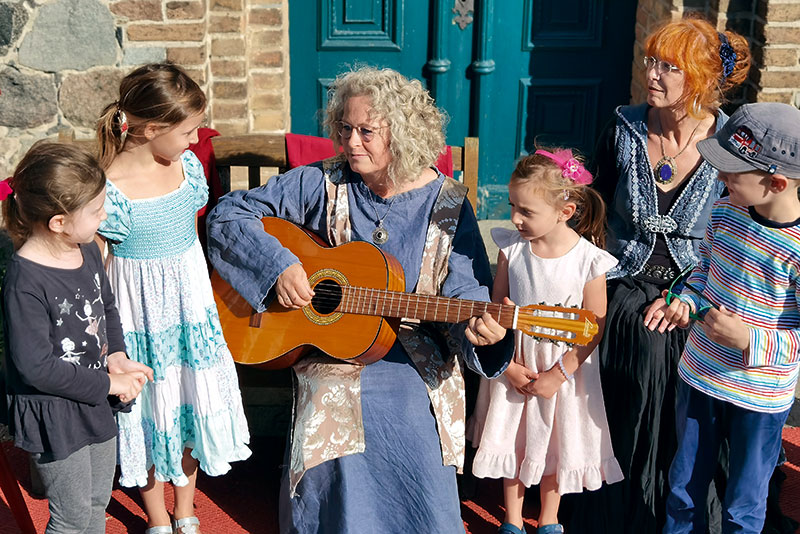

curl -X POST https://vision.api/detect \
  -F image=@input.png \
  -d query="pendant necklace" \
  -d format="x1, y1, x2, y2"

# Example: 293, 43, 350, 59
653, 114, 701, 185
369, 194, 396, 245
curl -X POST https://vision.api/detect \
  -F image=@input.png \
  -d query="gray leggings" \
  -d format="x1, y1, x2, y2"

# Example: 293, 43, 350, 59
32, 437, 117, 534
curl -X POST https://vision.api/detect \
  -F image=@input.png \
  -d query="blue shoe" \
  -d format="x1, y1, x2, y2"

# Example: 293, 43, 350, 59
537, 524, 564, 534
498, 523, 526, 534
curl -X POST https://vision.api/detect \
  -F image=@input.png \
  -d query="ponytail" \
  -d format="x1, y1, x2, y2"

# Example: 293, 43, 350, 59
571, 186, 606, 249
2, 182, 27, 247
96, 102, 123, 170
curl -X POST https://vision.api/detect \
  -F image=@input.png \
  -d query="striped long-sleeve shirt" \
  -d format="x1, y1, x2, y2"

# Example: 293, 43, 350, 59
677, 200, 800, 413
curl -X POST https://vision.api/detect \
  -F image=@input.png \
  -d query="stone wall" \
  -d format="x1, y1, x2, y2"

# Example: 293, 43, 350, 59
0, 0, 289, 176
630, 0, 800, 109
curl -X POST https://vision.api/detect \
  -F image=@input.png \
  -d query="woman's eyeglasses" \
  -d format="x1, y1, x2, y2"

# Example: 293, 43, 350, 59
643, 56, 682, 76
664, 264, 718, 321
336, 121, 384, 143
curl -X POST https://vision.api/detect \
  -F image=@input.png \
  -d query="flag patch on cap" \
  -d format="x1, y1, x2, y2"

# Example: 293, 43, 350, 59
729, 126, 762, 160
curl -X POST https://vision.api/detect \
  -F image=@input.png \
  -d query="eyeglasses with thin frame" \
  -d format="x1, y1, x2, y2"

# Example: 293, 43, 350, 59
643, 56, 682, 76
664, 264, 717, 321
336, 121, 384, 143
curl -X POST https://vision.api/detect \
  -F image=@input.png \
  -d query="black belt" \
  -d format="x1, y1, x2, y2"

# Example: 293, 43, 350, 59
638, 264, 677, 281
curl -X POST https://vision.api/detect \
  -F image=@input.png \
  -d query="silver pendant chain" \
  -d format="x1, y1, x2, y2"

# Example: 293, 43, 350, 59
369, 195, 396, 245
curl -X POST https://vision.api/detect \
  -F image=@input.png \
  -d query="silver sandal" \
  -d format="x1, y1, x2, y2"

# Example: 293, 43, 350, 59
144, 527, 173, 534
172, 516, 201, 534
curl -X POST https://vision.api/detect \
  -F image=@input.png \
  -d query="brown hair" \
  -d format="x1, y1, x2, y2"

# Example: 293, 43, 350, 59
3, 141, 106, 248
510, 150, 606, 248
96, 63, 206, 169
645, 16, 751, 118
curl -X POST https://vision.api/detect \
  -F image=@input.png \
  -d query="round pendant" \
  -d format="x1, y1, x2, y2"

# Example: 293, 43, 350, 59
653, 156, 676, 185
372, 226, 388, 245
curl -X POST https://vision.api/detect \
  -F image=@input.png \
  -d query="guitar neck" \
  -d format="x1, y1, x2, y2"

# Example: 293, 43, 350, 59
339, 286, 516, 327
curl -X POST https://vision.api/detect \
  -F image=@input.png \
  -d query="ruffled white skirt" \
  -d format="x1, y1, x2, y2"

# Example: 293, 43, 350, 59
106, 240, 251, 487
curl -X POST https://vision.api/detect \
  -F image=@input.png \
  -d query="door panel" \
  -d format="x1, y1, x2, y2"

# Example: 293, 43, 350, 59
479, 0, 636, 218
290, 0, 421, 137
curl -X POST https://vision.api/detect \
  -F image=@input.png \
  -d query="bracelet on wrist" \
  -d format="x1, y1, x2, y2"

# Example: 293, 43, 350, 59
556, 354, 574, 381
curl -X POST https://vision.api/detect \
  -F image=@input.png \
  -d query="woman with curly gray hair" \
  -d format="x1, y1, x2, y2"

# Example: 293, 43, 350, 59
207, 66, 513, 532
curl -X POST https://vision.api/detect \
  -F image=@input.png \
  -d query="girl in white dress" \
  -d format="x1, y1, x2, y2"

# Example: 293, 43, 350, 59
95, 64, 251, 534
469, 150, 623, 534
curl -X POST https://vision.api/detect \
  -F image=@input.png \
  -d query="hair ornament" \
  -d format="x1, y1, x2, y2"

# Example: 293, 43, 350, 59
534, 149, 593, 185
0, 177, 13, 201
718, 32, 736, 80
116, 108, 129, 143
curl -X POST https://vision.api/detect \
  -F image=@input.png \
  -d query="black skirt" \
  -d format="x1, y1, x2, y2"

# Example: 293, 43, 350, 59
562, 275, 723, 534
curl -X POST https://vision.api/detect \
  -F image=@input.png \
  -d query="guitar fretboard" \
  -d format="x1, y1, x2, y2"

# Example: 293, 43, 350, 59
338, 286, 516, 327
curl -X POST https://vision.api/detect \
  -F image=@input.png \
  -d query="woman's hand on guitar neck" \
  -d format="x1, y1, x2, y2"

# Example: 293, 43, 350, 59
275, 263, 315, 309
465, 297, 512, 346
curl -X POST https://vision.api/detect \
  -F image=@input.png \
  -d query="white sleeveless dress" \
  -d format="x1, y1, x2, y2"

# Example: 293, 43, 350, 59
469, 228, 624, 494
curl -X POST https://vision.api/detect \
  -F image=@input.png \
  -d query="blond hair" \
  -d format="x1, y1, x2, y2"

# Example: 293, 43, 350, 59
511, 150, 607, 248
323, 66, 446, 186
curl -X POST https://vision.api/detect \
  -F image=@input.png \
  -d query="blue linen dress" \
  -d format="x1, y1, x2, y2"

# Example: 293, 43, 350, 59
206, 162, 512, 533
99, 150, 251, 487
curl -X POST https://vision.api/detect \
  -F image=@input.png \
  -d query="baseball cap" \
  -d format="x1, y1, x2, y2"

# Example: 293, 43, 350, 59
697, 102, 800, 178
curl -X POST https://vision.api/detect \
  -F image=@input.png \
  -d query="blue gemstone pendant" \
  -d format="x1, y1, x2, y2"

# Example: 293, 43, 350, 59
653, 156, 676, 185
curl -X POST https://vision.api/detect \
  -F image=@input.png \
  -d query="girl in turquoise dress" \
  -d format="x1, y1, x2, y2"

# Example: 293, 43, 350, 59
96, 63, 251, 534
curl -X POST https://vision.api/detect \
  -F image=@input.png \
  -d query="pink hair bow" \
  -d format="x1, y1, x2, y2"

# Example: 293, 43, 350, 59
0, 177, 13, 201
534, 149, 593, 185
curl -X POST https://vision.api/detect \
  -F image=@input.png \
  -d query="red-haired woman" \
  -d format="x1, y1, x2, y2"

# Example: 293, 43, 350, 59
564, 17, 755, 534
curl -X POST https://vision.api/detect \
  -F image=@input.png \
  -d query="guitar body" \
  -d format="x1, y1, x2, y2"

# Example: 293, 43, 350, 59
212, 217, 405, 369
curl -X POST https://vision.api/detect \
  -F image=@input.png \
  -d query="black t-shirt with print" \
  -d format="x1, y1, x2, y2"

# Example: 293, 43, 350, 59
3, 243, 127, 459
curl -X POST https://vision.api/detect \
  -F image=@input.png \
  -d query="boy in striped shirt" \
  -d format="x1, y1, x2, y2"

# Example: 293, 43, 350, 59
645, 102, 800, 534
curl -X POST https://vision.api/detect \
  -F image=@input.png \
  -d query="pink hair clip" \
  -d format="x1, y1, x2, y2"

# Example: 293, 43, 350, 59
534, 149, 593, 185
0, 177, 13, 201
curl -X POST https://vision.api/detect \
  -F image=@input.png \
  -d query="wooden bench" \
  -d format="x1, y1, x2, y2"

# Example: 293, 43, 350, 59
57, 129, 480, 436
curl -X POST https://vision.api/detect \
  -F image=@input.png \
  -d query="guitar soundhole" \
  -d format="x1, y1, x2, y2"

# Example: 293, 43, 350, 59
311, 279, 342, 315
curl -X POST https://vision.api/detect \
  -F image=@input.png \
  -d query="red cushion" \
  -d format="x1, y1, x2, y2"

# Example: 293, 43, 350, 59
285, 133, 337, 168
435, 146, 453, 177
188, 127, 222, 216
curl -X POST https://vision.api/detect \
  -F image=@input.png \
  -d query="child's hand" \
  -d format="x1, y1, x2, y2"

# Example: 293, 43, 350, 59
700, 305, 750, 351
107, 351, 154, 382
643, 292, 690, 332
524, 367, 564, 399
504, 361, 538, 395
108, 371, 148, 403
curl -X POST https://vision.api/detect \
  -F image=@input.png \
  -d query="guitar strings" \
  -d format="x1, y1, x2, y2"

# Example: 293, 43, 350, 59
295, 285, 573, 319
290, 286, 582, 341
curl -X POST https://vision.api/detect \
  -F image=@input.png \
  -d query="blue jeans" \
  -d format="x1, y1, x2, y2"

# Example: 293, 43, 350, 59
663, 380, 789, 534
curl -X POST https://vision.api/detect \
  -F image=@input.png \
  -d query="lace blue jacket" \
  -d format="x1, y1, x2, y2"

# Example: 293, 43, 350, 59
604, 103, 728, 279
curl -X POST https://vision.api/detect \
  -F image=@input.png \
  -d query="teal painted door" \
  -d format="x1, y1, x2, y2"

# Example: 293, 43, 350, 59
478, 0, 637, 218
288, 1, 637, 218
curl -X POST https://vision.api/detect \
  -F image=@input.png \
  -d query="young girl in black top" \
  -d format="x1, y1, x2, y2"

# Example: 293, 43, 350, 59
2, 141, 152, 533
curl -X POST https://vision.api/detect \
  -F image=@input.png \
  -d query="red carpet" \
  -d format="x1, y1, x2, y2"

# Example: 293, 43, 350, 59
3, 429, 800, 533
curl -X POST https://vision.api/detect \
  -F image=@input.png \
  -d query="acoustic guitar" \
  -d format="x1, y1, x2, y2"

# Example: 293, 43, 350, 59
211, 217, 599, 369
